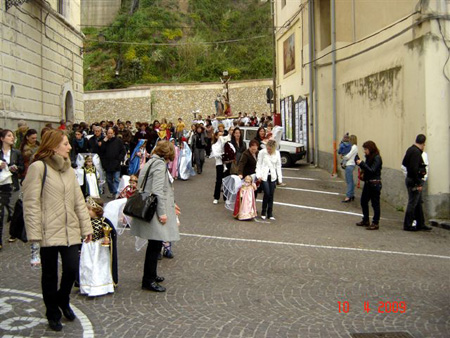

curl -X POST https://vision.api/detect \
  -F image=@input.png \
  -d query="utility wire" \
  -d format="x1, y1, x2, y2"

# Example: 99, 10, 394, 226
85, 35, 270, 46
303, 10, 420, 66
315, 14, 450, 67
437, 19, 450, 82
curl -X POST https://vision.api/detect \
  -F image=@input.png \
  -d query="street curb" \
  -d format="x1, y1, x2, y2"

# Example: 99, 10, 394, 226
429, 219, 450, 231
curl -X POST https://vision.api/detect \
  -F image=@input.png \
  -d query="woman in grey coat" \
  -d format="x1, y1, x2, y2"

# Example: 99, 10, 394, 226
131, 140, 180, 292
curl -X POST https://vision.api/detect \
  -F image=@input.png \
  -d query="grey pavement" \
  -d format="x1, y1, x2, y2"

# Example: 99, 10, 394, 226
0, 158, 449, 337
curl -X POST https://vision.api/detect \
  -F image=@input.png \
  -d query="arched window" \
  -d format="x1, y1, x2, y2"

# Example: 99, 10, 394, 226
64, 91, 74, 122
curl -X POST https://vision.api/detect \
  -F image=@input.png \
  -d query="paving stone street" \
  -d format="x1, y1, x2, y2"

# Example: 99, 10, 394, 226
1, 159, 449, 338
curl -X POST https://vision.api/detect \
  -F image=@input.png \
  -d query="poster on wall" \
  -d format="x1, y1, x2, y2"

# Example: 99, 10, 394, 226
295, 103, 300, 143
280, 98, 285, 140
283, 34, 295, 75
286, 96, 293, 141
294, 99, 308, 147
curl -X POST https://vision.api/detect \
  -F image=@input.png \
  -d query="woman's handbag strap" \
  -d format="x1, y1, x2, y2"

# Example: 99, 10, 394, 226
139, 157, 164, 192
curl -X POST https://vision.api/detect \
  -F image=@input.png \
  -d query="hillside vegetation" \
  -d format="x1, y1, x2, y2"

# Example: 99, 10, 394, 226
83, 0, 273, 91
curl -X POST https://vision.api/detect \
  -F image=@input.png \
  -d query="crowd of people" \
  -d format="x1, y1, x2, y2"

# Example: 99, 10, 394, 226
0, 114, 431, 332
0, 112, 280, 332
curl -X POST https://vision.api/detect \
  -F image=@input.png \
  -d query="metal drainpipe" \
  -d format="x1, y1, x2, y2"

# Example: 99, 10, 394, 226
271, 0, 277, 116
312, 1, 319, 166
331, 0, 337, 176
308, 0, 315, 164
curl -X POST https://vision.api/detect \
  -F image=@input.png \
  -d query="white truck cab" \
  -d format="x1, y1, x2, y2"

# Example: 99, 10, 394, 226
239, 127, 306, 167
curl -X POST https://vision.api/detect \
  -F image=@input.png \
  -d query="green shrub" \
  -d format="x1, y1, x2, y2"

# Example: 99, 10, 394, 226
83, 0, 272, 90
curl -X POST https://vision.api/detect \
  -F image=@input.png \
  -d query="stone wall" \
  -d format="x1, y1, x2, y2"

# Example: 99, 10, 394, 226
84, 79, 273, 125
80, 0, 121, 27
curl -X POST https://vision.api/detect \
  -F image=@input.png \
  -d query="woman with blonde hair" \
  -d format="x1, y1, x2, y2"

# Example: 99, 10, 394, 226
131, 140, 180, 292
256, 139, 282, 220
23, 129, 92, 331
342, 134, 358, 203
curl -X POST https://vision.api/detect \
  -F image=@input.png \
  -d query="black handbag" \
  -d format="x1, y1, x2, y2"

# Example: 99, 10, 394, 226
123, 159, 160, 221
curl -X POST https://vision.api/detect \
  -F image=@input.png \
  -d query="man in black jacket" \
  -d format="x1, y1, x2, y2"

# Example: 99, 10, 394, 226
402, 134, 431, 231
88, 126, 104, 154
99, 128, 126, 198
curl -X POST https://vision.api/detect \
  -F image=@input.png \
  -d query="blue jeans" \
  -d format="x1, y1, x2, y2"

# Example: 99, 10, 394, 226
261, 177, 276, 217
106, 171, 120, 195
345, 165, 355, 198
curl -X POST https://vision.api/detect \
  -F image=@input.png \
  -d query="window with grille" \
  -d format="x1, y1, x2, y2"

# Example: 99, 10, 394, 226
57, 0, 64, 16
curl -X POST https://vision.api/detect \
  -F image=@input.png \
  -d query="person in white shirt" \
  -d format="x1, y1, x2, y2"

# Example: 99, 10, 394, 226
342, 135, 358, 203
255, 140, 282, 220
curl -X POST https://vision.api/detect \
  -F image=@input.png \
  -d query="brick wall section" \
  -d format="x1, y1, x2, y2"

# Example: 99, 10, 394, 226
84, 79, 273, 125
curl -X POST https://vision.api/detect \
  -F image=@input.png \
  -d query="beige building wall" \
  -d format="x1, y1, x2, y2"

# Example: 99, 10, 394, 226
0, 0, 84, 131
275, 0, 450, 219
84, 79, 273, 126
80, 0, 121, 27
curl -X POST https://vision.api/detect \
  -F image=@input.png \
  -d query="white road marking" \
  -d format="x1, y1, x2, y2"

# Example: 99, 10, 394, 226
283, 176, 318, 181
179, 233, 450, 260
278, 186, 341, 195
255, 199, 362, 217
0, 289, 94, 337
283, 176, 345, 183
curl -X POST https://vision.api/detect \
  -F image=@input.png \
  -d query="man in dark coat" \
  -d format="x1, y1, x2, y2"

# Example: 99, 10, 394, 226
98, 128, 126, 198
88, 126, 104, 154
402, 134, 431, 231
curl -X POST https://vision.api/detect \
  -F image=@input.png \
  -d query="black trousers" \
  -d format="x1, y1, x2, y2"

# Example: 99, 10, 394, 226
0, 184, 13, 244
143, 240, 163, 286
205, 138, 212, 156
404, 178, 425, 229
40, 245, 80, 320
360, 182, 381, 224
214, 164, 230, 200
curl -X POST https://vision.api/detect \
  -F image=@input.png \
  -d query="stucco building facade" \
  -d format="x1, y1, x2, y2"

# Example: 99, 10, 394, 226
274, 0, 449, 219
0, 0, 84, 131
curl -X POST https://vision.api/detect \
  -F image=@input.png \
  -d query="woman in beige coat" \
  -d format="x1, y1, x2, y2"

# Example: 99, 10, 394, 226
23, 129, 92, 332
131, 140, 180, 292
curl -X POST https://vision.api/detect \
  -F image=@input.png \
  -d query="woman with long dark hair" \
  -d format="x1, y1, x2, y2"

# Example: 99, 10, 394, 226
20, 128, 39, 178
23, 129, 92, 331
0, 129, 24, 247
70, 129, 90, 165
190, 124, 207, 174
356, 140, 383, 230
254, 126, 266, 150
230, 127, 247, 165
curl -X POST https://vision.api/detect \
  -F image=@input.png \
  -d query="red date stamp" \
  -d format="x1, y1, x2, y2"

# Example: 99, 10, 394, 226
338, 301, 407, 313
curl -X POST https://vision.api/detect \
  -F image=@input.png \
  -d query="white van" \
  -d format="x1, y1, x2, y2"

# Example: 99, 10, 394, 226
239, 127, 306, 167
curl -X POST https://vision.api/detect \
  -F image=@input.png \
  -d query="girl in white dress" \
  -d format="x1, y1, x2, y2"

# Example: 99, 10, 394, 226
79, 197, 115, 297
